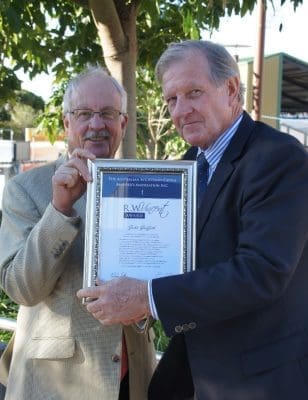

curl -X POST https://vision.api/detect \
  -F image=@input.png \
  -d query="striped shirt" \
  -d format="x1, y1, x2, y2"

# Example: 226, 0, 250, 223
148, 113, 243, 320
197, 113, 243, 184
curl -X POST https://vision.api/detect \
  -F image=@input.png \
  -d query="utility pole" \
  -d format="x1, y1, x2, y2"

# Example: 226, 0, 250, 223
252, 0, 266, 121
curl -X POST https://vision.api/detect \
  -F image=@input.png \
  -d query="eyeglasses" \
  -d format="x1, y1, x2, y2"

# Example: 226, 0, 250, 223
68, 109, 124, 122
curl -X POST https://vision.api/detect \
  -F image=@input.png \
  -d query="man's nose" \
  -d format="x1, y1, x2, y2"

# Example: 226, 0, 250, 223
171, 97, 192, 119
88, 113, 107, 130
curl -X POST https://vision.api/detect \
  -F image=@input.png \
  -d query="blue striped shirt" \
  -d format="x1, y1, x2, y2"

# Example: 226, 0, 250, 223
148, 113, 243, 320
197, 113, 243, 184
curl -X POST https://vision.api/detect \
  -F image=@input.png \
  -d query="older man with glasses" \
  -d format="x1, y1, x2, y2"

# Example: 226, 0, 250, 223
0, 66, 156, 400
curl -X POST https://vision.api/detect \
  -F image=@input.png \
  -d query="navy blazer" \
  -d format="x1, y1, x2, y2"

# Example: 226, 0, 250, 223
149, 112, 308, 400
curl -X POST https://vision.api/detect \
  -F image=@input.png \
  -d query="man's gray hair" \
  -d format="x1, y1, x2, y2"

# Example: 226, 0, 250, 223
63, 65, 127, 114
155, 40, 245, 105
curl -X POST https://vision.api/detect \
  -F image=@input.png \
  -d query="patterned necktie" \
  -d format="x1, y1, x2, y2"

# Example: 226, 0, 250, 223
197, 152, 209, 208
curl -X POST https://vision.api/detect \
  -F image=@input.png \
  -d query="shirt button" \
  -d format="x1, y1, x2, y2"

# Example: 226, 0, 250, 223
111, 354, 120, 362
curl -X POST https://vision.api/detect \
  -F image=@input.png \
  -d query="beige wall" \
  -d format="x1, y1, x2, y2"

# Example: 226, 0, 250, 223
239, 54, 281, 129
261, 55, 280, 129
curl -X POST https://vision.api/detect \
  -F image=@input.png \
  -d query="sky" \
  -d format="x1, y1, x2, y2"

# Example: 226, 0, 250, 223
206, 0, 308, 63
18, 0, 308, 102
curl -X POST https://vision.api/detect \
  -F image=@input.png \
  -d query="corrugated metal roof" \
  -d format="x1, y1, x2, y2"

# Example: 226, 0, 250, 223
281, 54, 308, 113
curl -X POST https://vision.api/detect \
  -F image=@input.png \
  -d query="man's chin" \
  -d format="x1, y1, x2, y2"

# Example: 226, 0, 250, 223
182, 133, 204, 148
85, 142, 110, 158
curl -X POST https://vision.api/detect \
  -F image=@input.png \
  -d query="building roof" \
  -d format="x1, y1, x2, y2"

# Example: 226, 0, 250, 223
239, 52, 308, 114
280, 53, 308, 113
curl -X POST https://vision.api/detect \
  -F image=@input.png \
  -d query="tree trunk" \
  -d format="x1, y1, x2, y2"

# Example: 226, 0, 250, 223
89, 0, 139, 159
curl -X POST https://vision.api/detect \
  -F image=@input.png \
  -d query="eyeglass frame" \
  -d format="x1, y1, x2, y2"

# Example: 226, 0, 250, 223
68, 108, 125, 122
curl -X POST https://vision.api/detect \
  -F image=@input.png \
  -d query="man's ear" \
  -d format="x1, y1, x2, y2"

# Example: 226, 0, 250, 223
62, 114, 70, 142
227, 76, 240, 105
121, 114, 128, 138
63, 114, 69, 132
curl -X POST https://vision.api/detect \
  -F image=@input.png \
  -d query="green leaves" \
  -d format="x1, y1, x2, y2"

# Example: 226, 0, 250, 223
182, 9, 200, 39
0, 66, 21, 106
136, 67, 189, 160
35, 84, 65, 144
140, 0, 160, 27
0, 291, 18, 320
0, 0, 101, 108
0, 291, 17, 343
0, 0, 303, 147
153, 320, 170, 352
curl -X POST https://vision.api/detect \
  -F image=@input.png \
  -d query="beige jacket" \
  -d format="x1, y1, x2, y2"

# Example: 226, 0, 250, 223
0, 157, 156, 400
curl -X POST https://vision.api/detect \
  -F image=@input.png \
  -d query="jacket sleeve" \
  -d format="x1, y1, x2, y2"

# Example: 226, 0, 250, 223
0, 177, 81, 306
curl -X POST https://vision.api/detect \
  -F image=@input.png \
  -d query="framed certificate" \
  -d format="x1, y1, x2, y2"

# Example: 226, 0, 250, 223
83, 159, 197, 288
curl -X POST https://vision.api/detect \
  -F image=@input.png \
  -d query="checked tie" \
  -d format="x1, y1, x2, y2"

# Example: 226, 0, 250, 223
197, 152, 209, 208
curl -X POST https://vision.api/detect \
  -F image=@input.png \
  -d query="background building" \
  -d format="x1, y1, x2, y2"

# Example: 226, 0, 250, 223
239, 52, 308, 147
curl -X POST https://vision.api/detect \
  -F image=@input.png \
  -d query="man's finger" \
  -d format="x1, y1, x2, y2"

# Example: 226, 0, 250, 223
77, 286, 102, 299
65, 158, 92, 182
70, 148, 96, 160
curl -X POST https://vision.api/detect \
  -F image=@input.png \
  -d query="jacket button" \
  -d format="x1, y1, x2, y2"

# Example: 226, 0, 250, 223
188, 322, 197, 330
175, 325, 183, 333
111, 354, 120, 362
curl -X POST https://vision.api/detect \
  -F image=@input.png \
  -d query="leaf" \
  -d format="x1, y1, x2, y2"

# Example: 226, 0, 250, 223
5, 5, 22, 32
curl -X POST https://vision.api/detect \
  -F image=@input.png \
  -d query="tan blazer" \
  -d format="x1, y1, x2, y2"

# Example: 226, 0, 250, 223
0, 157, 156, 400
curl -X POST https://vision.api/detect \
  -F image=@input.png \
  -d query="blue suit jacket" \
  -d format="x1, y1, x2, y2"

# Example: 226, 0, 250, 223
149, 112, 308, 400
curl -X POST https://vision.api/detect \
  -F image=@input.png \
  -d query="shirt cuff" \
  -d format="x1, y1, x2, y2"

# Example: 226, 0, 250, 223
148, 280, 159, 320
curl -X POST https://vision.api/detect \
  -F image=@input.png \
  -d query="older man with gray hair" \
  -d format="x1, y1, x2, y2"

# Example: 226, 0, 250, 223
79, 41, 308, 400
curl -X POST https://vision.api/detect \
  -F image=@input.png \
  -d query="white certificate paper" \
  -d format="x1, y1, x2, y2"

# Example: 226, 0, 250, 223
99, 173, 183, 280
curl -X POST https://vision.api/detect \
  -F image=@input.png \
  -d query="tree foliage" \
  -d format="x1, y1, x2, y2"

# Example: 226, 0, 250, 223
1, 0, 303, 81
0, 89, 44, 140
136, 68, 189, 160
1, 0, 304, 156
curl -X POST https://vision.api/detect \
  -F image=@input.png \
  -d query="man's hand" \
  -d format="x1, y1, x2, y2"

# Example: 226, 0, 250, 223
52, 148, 95, 216
77, 277, 151, 325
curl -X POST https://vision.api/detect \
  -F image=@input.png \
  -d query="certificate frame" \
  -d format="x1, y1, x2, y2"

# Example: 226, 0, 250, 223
83, 159, 197, 288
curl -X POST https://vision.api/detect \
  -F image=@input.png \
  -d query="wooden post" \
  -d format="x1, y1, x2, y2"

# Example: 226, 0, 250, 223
252, 0, 266, 121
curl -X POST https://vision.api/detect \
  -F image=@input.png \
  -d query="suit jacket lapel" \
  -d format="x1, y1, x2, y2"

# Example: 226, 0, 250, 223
184, 112, 256, 240
197, 160, 233, 239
